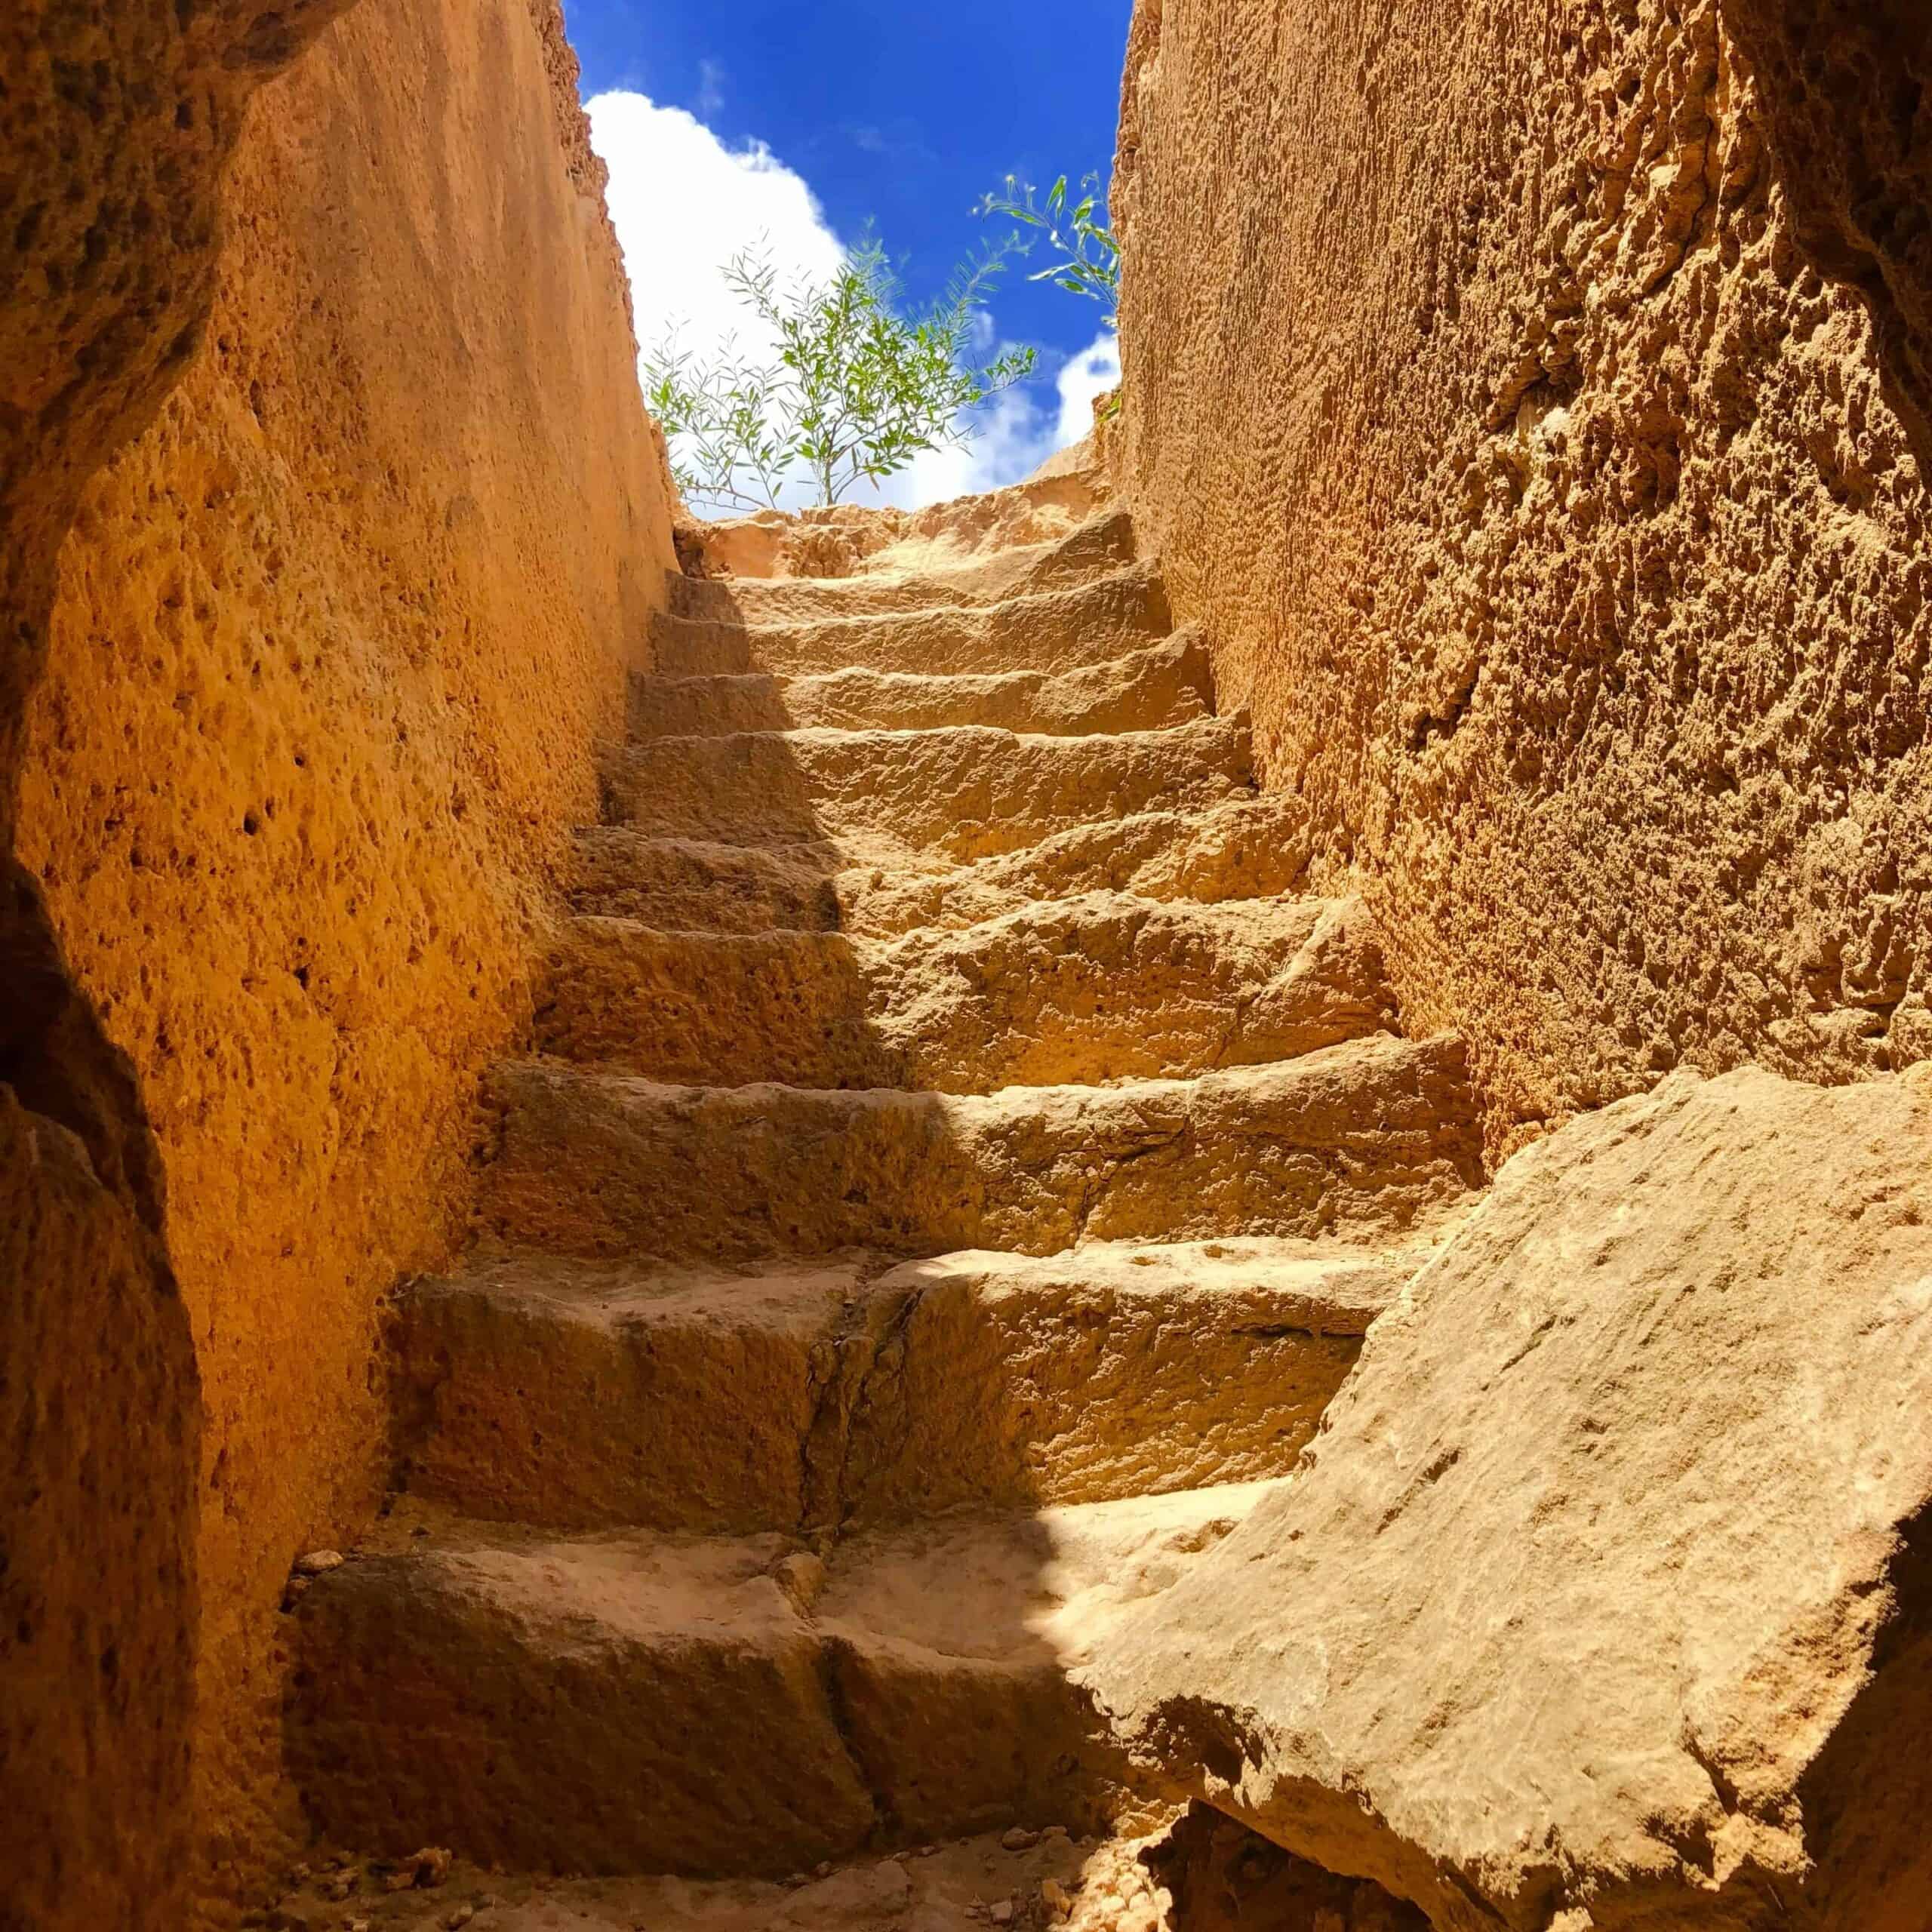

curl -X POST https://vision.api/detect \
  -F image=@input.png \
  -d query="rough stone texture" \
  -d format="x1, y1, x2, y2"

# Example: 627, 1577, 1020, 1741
566, 794, 1321, 940
11, 0, 675, 1916
226, 1829, 1172, 1932
0, 1080, 195, 1932
391, 1238, 1424, 1534
292, 1517, 880, 1878
252, 1811, 1435, 1932
834, 796, 1323, 938
245, 1823, 1174, 1932
627, 632, 1213, 740
1146, 1803, 1429, 1932
600, 715, 1254, 863
1, 5, 356, 1929
481, 1035, 1482, 1263
568, 829, 849, 934
537, 892, 1392, 1091
1084, 1066, 1932, 1930
276, 1808, 1435, 1932
672, 506, 1140, 623
679, 469, 1118, 588
844, 1241, 1420, 1524
392, 1254, 866, 1535
654, 562, 1171, 680
288, 1484, 1276, 1876
1720, 0, 1932, 460
1112, 0, 1932, 1150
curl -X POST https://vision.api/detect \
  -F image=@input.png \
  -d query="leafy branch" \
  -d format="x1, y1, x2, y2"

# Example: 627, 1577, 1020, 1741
979, 172, 1120, 324
643, 238, 1038, 513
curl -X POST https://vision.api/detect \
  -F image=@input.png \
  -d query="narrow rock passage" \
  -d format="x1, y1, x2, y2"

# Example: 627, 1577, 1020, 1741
282, 480, 1483, 1922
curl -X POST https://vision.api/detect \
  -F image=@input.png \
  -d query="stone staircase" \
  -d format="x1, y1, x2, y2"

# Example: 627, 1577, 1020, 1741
284, 494, 1484, 1894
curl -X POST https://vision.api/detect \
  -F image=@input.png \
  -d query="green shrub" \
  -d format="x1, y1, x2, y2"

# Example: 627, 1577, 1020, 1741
644, 239, 1036, 513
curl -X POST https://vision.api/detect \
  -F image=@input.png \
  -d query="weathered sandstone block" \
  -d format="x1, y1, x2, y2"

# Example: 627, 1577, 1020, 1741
564, 793, 1321, 939
1084, 1066, 1932, 1930
627, 631, 1211, 739
652, 560, 1168, 679
288, 1483, 1281, 1875
598, 714, 1254, 861
481, 1035, 1483, 1262
392, 1237, 1426, 1535
537, 891, 1389, 1091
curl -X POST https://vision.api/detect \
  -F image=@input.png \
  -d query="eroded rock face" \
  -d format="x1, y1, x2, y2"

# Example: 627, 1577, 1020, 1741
1083, 1066, 1932, 1930
1721, 0, 1932, 460
1112, 0, 1932, 1148
10, 0, 677, 1918
2, 5, 355, 1929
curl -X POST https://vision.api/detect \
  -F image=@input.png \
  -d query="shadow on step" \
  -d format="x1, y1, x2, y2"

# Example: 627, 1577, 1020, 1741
1149, 1803, 1429, 1932
1791, 1498, 1932, 1924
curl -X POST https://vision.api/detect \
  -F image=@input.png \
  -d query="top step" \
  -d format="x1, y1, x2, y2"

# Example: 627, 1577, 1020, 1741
669, 509, 1139, 625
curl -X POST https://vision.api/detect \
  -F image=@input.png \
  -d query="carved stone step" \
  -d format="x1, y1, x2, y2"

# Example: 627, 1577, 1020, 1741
666, 508, 1139, 623
537, 894, 1392, 1092
649, 562, 1168, 678
564, 794, 1316, 936
478, 1035, 1484, 1263
287, 1482, 1282, 1876
626, 632, 1211, 740
392, 1238, 1425, 1534
599, 715, 1253, 863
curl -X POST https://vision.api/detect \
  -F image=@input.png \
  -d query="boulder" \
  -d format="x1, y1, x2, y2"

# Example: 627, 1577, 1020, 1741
1082, 1066, 1932, 1930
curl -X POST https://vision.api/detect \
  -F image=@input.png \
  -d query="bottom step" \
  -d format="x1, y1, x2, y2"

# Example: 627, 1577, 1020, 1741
250, 1826, 1180, 1932
255, 1809, 1430, 1932
288, 1483, 1282, 1878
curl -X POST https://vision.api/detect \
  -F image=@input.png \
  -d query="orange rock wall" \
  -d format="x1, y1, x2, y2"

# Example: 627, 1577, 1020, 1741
3, 8, 362, 1930
17, 0, 675, 1909
1112, 0, 1932, 1148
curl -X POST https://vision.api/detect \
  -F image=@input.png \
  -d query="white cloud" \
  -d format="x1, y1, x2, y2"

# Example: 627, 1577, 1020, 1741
588, 90, 844, 386
1054, 332, 1123, 443
875, 329, 1120, 509
586, 89, 1112, 515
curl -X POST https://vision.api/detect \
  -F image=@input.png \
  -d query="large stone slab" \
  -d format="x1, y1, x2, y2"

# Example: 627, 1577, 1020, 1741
1081, 1066, 1932, 1931
393, 1238, 1421, 1534
288, 1482, 1283, 1876
668, 506, 1139, 623
626, 632, 1210, 740
649, 561, 1168, 679
563, 794, 1317, 938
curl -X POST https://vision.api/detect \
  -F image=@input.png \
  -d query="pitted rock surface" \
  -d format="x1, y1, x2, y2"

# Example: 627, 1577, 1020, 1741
1111, 0, 1932, 1149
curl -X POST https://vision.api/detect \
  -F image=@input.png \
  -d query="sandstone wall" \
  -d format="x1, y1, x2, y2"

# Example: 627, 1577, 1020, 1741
13, 0, 675, 1915
1112, 0, 1932, 1149
2, 7, 359, 1929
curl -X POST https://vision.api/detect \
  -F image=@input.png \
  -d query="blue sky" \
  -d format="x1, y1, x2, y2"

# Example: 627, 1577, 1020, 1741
559, 0, 1135, 507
